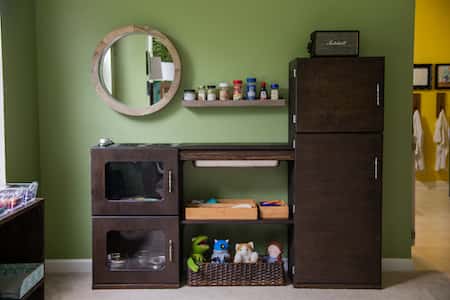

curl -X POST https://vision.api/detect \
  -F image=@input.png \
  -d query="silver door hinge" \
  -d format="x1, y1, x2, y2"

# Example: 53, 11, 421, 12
292, 139, 296, 149
292, 114, 297, 124
292, 204, 296, 215
293, 68, 297, 78
292, 266, 296, 275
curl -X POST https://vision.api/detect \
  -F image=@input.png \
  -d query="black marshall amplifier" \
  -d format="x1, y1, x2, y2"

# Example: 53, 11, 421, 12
308, 31, 359, 57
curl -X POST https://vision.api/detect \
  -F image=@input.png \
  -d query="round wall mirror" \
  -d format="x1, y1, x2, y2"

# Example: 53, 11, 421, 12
92, 25, 181, 116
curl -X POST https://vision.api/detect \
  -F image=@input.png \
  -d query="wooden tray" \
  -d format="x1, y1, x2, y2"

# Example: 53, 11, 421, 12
185, 199, 257, 220
258, 201, 289, 219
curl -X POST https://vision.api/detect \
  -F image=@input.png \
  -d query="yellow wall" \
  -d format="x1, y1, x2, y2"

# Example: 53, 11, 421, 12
414, 0, 450, 182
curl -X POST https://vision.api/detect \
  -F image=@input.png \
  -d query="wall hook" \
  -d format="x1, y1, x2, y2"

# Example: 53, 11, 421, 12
413, 94, 421, 113
436, 93, 446, 118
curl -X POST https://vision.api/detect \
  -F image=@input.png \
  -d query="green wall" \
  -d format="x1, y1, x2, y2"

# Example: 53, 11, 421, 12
1, 0, 40, 182
33, 0, 415, 259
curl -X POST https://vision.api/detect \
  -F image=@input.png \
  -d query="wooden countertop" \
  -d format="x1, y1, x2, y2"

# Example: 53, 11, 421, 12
177, 143, 292, 150
179, 144, 294, 161
91, 143, 295, 161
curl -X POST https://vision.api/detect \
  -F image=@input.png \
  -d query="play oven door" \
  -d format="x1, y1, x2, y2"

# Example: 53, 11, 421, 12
92, 216, 179, 288
91, 146, 178, 215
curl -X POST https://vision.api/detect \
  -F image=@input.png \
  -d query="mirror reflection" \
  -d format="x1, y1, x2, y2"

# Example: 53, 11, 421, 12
100, 33, 175, 108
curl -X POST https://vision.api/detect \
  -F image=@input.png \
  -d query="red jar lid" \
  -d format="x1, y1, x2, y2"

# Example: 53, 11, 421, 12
233, 80, 243, 84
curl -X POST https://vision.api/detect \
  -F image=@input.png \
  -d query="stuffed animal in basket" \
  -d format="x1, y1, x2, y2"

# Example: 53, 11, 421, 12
266, 241, 283, 263
187, 235, 210, 272
211, 239, 231, 264
233, 242, 258, 263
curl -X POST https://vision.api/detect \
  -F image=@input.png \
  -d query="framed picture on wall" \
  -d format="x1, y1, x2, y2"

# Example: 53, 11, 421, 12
413, 64, 432, 89
435, 64, 450, 89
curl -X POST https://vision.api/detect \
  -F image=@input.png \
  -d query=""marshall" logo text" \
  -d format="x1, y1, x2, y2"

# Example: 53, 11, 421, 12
326, 40, 348, 46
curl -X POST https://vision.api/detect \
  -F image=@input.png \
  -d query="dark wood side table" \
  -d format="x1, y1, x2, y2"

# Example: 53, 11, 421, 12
0, 198, 45, 300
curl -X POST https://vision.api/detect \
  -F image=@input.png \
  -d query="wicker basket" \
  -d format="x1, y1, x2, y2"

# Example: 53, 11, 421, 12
187, 262, 285, 286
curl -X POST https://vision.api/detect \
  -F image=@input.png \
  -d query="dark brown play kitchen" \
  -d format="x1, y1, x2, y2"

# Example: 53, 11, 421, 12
90, 26, 384, 289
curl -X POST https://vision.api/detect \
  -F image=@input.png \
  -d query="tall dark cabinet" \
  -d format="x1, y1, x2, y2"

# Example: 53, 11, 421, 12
289, 57, 384, 288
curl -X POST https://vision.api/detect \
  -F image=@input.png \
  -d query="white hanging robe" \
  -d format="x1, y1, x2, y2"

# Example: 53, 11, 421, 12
433, 109, 449, 171
413, 109, 425, 171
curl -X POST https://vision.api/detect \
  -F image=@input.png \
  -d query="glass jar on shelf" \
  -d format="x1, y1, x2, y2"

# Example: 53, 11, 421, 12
218, 82, 230, 101
246, 78, 257, 100
197, 85, 206, 101
183, 90, 196, 101
233, 80, 243, 101
259, 81, 268, 100
270, 83, 280, 100
207, 85, 217, 101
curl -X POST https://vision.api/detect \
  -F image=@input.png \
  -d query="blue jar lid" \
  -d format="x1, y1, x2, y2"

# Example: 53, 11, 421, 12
271, 83, 279, 89
246, 78, 256, 83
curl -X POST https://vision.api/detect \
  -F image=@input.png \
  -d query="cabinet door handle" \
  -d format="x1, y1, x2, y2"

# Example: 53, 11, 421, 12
168, 240, 174, 262
374, 157, 379, 180
168, 170, 173, 193
376, 83, 380, 107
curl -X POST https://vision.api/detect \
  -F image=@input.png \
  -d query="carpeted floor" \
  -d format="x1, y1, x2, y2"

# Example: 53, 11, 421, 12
46, 271, 450, 300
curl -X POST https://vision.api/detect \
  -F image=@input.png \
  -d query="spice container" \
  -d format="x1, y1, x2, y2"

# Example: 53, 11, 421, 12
233, 80, 243, 100
270, 83, 280, 100
183, 90, 196, 101
259, 82, 268, 100
198, 86, 206, 101
218, 82, 230, 101
207, 85, 217, 101
246, 78, 257, 100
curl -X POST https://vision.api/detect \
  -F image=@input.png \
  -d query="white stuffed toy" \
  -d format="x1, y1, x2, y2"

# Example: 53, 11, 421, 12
233, 242, 258, 263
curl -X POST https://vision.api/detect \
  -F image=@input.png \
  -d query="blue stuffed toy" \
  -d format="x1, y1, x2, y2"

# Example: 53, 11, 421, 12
211, 239, 230, 264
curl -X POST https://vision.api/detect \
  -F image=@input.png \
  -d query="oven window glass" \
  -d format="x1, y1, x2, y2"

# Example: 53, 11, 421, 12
106, 230, 166, 272
105, 161, 164, 202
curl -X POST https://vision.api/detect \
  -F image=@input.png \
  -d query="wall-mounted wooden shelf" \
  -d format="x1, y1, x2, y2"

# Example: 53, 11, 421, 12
182, 100, 287, 108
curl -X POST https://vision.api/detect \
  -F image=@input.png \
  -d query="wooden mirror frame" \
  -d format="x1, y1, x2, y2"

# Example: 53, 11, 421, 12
92, 25, 181, 116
